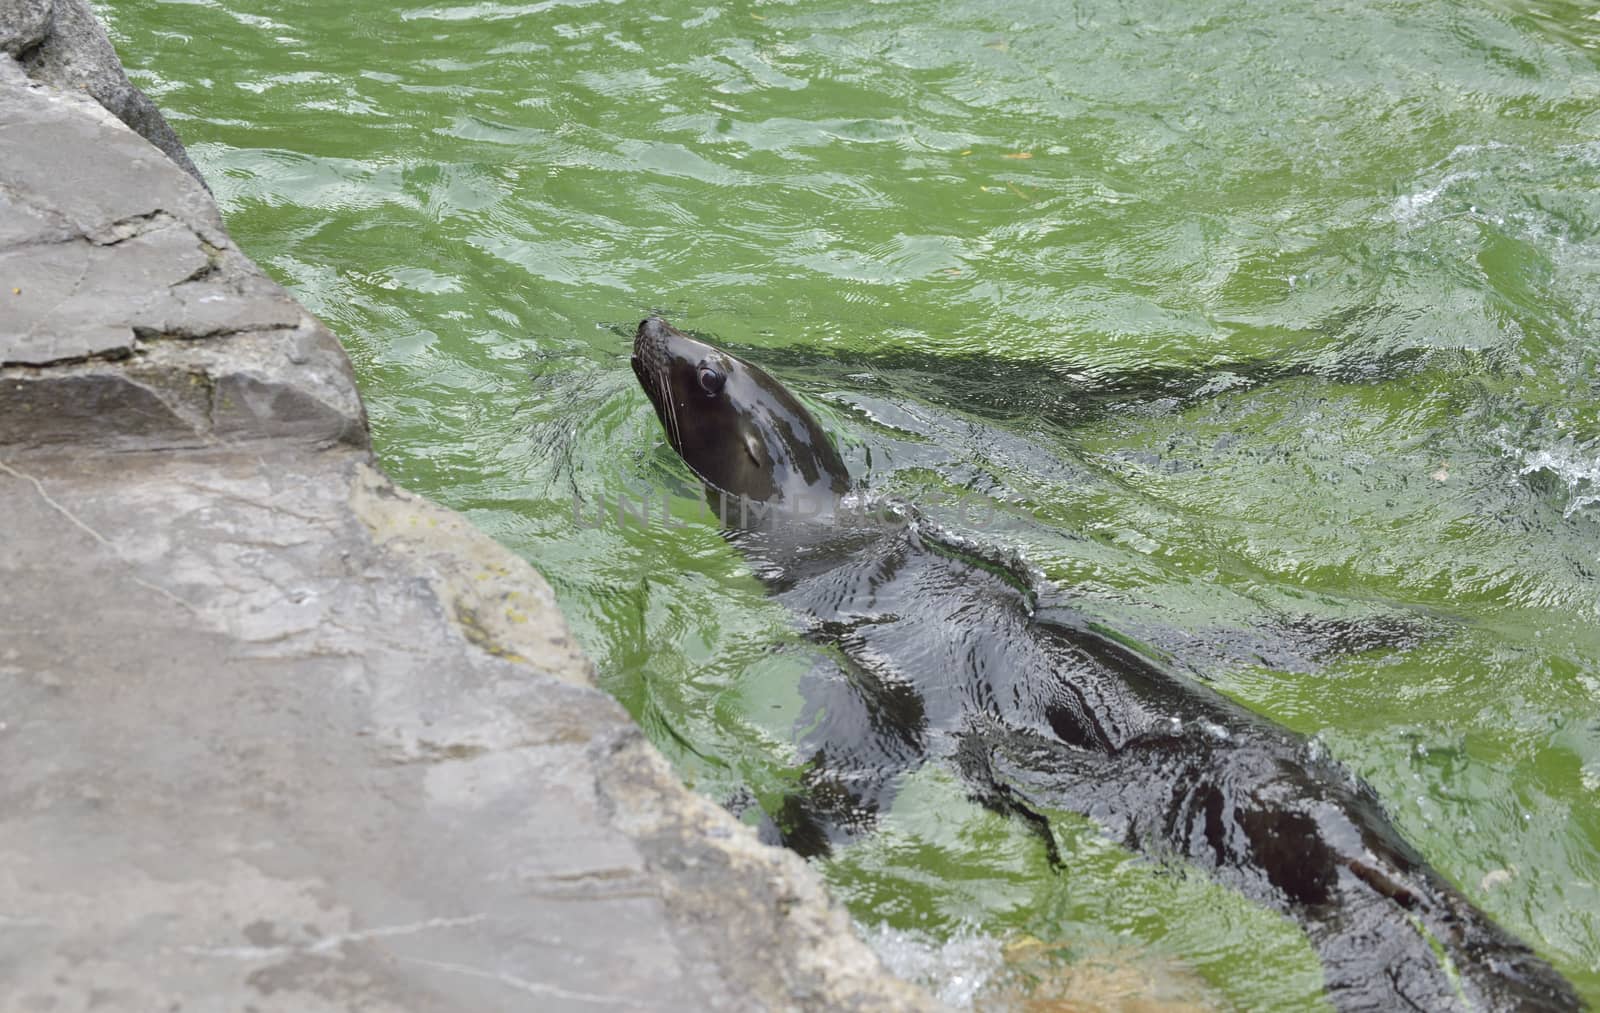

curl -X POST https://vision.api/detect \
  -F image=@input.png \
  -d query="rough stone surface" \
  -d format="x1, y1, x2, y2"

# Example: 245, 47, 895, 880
0, 23, 938, 1013
2, 58, 365, 450
3, 0, 208, 184
0, 453, 932, 1013
0, 0, 51, 61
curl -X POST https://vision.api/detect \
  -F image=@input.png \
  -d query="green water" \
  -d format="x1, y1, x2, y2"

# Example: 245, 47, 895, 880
102, 0, 1600, 1004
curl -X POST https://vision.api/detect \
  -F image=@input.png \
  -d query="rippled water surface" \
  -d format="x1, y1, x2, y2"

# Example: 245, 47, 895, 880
103, 0, 1600, 1004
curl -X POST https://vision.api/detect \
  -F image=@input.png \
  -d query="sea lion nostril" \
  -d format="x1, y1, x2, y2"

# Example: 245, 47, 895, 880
638, 316, 669, 342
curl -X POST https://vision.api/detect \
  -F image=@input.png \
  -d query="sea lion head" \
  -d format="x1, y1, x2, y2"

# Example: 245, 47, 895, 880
631, 316, 850, 511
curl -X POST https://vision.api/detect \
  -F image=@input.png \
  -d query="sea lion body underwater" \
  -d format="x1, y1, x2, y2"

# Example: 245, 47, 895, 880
629, 316, 1580, 1011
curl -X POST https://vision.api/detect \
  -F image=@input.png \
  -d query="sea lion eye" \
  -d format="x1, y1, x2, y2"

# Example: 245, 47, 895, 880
697, 365, 725, 395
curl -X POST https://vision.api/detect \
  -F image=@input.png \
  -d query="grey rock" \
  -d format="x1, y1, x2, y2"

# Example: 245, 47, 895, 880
1, 221, 210, 362
0, 453, 937, 1012
0, 59, 222, 241
0, 0, 51, 58
3, 0, 208, 185
1, 71, 363, 451
0, 326, 370, 453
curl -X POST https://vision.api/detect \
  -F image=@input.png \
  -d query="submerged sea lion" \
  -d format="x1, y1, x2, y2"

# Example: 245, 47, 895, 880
629, 316, 1579, 1011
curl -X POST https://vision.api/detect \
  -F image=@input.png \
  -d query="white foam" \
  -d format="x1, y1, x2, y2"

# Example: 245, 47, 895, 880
1516, 435, 1600, 519
1390, 143, 1517, 224
1391, 170, 1479, 224
860, 922, 1003, 1009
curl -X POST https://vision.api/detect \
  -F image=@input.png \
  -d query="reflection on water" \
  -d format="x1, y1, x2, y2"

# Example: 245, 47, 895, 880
104, 0, 1600, 1005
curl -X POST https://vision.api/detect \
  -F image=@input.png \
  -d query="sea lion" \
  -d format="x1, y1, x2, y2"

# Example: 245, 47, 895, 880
632, 315, 849, 517
629, 316, 1580, 1011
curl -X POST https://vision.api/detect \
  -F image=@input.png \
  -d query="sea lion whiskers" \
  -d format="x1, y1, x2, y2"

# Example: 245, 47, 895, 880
657, 363, 682, 452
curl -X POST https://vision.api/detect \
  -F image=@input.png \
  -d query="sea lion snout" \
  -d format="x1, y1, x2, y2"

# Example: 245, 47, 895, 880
633, 316, 672, 368
635, 315, 691, 382
632, 317, 676, 402
637, 315, 670, 341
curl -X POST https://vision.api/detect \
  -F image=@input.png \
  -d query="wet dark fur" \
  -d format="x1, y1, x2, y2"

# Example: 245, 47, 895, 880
630, 317, 1581, 1012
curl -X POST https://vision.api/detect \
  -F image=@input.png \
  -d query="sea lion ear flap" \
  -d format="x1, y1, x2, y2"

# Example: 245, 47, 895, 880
744, 431, 766, 469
